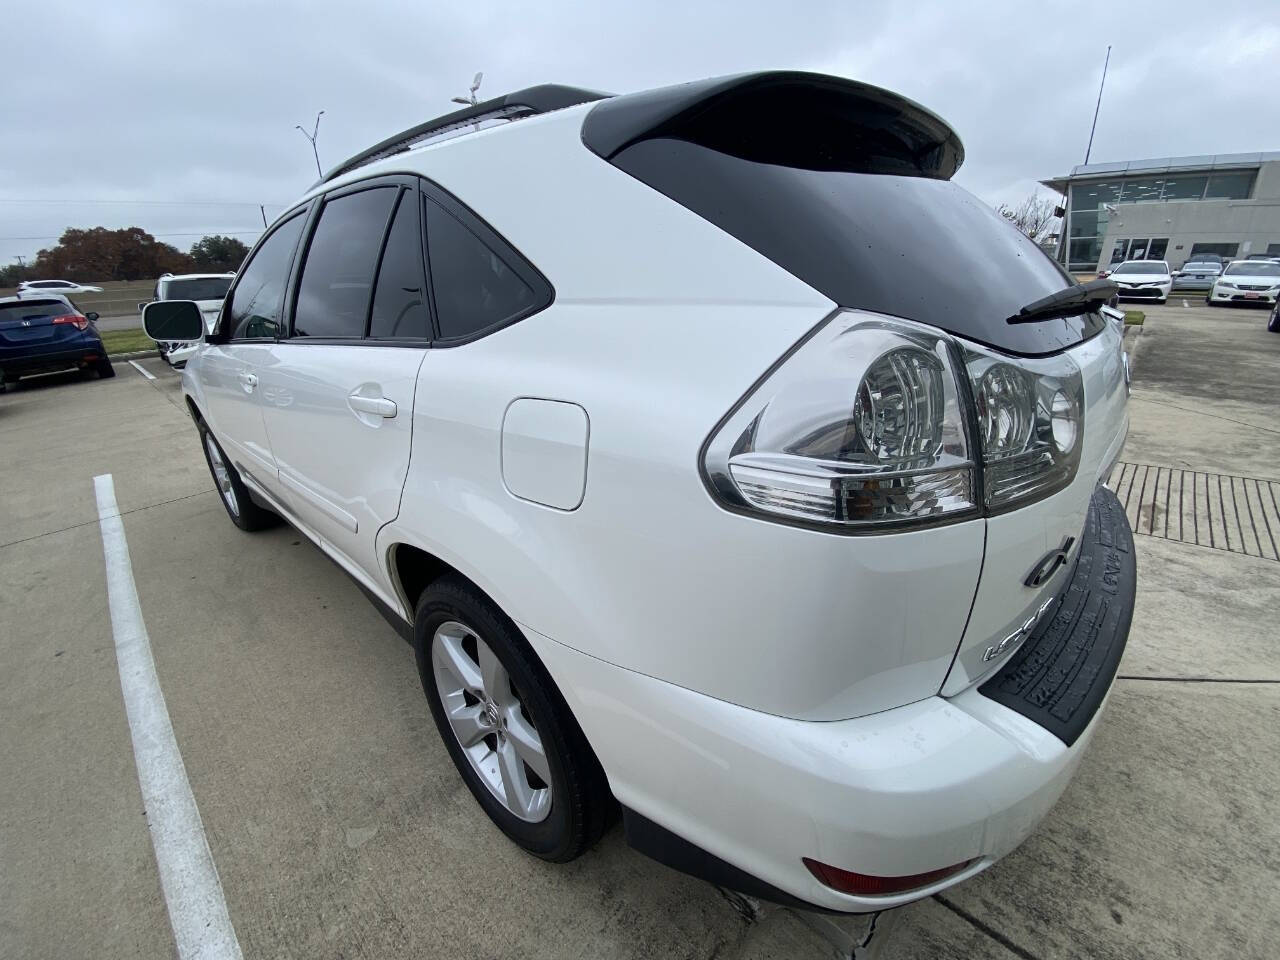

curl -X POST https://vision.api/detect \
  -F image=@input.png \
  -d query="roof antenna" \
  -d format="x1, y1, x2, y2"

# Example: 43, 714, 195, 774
1083, 46, 1111, 165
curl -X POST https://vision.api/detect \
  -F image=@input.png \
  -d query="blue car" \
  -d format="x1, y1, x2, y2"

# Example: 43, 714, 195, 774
0, 294, 114, 392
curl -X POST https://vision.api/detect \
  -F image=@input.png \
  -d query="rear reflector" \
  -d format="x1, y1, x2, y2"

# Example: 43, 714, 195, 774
52, 314, 89, 331
802, 856, 978, 896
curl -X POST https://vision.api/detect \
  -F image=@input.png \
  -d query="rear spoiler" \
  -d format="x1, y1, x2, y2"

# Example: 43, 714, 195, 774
582, 71, 964, 179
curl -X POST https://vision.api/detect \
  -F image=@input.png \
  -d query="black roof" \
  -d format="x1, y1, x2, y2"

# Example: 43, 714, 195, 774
318, 84, 611, 185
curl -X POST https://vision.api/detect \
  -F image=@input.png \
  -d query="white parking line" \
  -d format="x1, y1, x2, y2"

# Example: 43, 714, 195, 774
93, 474, 243, 960
129, 359, 157, 380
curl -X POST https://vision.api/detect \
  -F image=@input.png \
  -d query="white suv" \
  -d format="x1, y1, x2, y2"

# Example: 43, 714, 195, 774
143, 73, 1135, 913
143, 272, 235, 367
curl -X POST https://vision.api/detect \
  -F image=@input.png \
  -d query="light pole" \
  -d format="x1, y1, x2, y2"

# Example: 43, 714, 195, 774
452, 72, 484, 108
295, 110, 325, 178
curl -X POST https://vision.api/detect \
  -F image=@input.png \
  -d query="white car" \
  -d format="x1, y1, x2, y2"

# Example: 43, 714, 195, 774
17, 279, 104, 295
143, 273, 235, 367
1208, 259, 1280, 307
1108, 260, 1172, 303
142, 73, 1134, 914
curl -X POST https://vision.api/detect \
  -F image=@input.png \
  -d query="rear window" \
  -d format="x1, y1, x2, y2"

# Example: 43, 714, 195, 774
609, 138, 1096, 355
165, 277, 232, 301
0, 300, 73, 321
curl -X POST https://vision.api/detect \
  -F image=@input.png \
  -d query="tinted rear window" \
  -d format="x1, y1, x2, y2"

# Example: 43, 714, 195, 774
607, 138, 1101, 355
165, 277, 232, 301
0, 300, 72, 322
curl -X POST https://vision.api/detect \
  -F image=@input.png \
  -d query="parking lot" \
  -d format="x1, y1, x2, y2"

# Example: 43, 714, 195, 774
2, 300, 1278, 960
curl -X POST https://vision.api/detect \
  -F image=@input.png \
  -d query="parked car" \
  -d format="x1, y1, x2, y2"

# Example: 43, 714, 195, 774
1171, 260, 1222, 291
142, 72, 1135, 914
16, 279, 105, 295
141, 273, 235, 368
1208, 259, 1280, 306
1109, 260, 1172, 302
0, 295, 113, 391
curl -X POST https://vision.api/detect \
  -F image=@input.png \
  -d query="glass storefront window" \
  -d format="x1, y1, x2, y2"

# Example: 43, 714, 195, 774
1068, 237, 1102, 270
1204, 171, 1255, 199
1118, 178, 1165, 202
1069, 210, 1098, 238
1161, 175, 1208, 200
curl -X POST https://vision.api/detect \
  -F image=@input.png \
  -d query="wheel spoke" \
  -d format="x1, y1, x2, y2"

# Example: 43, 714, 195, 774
433, 626, 482, 694
503, 708, 551, 786
496, 736, 538, 818
477, 641, 511, 704
446, 702, 488, 748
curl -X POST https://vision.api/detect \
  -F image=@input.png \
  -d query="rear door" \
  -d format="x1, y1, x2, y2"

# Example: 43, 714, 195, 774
258, 178, 430, 601
197, 211, 306, 502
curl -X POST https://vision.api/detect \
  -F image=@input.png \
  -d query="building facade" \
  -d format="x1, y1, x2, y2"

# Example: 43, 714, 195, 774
1042, 152, 1280, 273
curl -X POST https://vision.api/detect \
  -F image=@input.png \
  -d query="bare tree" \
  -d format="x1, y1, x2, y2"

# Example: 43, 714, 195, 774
995, 194, 1061, 243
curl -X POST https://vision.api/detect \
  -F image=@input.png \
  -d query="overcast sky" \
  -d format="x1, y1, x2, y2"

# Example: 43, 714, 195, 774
3, 0, 1278, 266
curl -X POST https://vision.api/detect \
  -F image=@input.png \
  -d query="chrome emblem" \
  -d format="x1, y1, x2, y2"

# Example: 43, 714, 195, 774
983, 595, 1057, 663
21, 320, 31, 327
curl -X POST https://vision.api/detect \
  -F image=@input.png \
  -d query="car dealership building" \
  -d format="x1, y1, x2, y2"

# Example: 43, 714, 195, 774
1042, 151, 1280, 273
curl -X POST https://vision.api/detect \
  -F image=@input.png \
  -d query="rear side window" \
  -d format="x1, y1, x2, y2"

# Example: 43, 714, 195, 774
294, 187, 397, 339
423, 196, 547, 341
227, 213, 305, 340
369, 192, 430, 339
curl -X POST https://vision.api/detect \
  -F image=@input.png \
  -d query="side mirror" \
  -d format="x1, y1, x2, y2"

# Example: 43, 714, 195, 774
85, 311, 100, 322
142, 300, 204, 342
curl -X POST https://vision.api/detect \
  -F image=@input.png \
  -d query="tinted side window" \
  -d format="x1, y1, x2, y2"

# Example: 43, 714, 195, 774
423, 197, 540, 340
294, 187, 397, 339
227, 213, 305, 340
369, 191, 430, 339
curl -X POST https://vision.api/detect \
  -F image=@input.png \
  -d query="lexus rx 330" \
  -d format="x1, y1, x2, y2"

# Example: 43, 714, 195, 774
142, 72, 1136, 913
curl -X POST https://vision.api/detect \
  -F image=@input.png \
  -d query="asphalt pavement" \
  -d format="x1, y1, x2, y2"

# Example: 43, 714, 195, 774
1, 300, 1277, 959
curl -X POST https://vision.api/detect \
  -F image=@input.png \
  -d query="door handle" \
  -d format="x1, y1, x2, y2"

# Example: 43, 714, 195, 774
348, 395, 397, 418
238, 372, 258, 392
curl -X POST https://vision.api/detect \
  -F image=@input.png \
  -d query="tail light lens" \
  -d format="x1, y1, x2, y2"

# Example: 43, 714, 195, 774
962, 343, 1083, 511
52, 314, 89, 331
703, 309, 1086, 529
702, 311, 977, 528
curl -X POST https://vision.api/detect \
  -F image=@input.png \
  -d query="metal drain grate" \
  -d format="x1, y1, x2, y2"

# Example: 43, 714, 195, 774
1108, 462, 1280, 561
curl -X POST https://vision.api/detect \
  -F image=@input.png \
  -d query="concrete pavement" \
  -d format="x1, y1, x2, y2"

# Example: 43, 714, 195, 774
2, 300, 1278, 959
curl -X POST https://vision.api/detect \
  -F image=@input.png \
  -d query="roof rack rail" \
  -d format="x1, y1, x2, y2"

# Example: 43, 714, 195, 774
317, 84, 612, 186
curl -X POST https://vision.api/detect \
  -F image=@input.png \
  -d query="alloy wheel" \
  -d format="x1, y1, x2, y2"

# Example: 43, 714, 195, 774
205, 434, 240, 517
431, 620, 552, 822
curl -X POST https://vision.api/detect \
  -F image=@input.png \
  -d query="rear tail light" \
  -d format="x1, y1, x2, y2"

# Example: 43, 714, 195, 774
803, 856, 978, 896
52, 314, 89, 331
962, 342, 1083, 511
703, 312, 976, 528
702, 309, 1084, 529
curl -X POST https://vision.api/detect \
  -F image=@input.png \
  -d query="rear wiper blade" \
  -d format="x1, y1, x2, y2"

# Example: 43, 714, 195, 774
1007, 278, 1117, 325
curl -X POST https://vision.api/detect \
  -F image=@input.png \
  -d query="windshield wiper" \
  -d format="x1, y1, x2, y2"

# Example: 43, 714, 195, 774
1007, 278, 1117, 325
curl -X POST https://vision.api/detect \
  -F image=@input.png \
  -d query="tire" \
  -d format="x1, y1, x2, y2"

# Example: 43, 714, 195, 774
414, 574, 610, 862
1268, 305, 1280, 333
95, 357, 115, 379
196, 420, 277, 531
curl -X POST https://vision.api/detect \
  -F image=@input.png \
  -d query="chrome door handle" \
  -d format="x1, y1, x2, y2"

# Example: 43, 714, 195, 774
238, 372, 258, 391
348, 395, 397, 418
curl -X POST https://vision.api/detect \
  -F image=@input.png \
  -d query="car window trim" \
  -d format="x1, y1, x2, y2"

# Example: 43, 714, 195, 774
217, 204, 312, 344
419, 178, 554, 347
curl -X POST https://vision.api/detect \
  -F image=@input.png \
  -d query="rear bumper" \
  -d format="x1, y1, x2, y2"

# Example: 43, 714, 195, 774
528, 485, 1135, 913
1, 342, 105, 378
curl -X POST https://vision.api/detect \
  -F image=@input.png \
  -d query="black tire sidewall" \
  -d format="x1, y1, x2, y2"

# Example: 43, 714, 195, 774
413, 579, 582, 861
197, 422, 273, 531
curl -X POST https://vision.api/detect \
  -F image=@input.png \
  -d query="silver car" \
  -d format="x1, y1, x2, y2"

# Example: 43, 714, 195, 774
1172, 260, 1222, 291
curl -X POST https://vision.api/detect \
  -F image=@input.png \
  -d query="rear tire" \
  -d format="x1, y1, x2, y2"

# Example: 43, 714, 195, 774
95, 358, 115, 379
197, 420, 277, 531
414, 574, 611, 862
